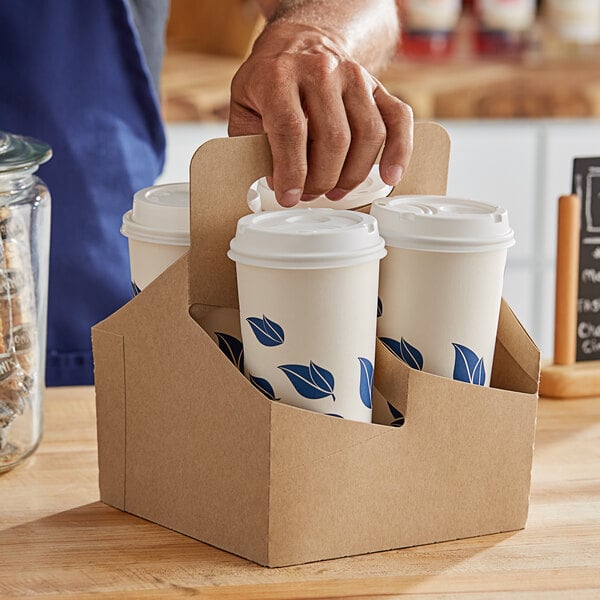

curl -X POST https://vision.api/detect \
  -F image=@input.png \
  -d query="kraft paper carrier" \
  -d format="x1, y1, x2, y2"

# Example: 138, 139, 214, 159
92, 122, 540, 567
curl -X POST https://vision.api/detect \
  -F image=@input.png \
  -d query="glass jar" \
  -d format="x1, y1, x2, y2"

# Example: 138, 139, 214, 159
0, 131, 51, 472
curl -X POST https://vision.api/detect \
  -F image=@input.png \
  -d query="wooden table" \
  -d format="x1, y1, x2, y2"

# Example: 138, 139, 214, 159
1, 387, 599, 598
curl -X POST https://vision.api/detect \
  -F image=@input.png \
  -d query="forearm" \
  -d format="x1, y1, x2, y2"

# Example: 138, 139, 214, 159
255, 0, 399, 73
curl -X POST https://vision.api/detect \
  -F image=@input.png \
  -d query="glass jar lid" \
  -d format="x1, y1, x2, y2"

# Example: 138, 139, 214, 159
0, 131, 52, 173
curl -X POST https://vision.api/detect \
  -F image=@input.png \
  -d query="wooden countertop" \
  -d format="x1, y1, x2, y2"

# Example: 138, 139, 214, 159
1, 387, 599, 598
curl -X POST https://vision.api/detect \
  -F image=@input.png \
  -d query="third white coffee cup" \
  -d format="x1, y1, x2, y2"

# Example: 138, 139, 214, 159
371, 196, 515, 387
252, 164, 392, 212
121, 183, 190, 294
228, 208, 386, 423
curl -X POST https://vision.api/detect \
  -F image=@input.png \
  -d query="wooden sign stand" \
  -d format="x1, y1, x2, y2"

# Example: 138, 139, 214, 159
539, 194, 600, 398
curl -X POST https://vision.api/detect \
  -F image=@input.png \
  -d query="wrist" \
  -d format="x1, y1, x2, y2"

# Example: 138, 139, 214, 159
255, 19, 351, 58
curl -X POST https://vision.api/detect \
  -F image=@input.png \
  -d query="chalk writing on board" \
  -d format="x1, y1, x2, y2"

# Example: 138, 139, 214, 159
573, 158, 600, 361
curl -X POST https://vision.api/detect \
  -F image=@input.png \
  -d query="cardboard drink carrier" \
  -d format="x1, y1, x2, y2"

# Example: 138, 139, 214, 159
92, 122, 540, 567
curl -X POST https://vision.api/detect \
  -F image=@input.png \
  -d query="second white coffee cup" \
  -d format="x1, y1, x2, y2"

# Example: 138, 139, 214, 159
228, 208, 387, 423
121, 183, 191, 294
252, 164, 392, 212
371, 195, 515, 388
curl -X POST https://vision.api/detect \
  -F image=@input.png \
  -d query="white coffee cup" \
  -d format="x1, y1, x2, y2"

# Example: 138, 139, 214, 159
251, 164, 392, 212
371, 196, 515, 388
121, 183, 190, 294
121, 183, 243, 347
228, 208, 387, 423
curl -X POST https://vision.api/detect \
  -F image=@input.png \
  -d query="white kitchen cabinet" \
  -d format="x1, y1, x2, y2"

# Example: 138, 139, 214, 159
442, 121, 539, 261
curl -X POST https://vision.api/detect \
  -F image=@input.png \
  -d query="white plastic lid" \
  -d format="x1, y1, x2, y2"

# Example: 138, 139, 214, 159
121, 183, 190, 246
253, 164, 392, 211
228, 208, 387, 269
370, 195, 515, 253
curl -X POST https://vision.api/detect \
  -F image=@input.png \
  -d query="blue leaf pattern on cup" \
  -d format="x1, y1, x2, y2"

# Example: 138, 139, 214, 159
452, 343, 486, 386
387, 401, 405, 427
249, 373, 278, 400
326, 413, 344, 418
246, 315, 285, 347
278, 361, 336, 401
387, 400, 403, 420
379, 337, 401, 359
358, 357, 374, 409
377, 297, 383, 318
379, 337, 424, 370
131, 281, 141, 297
215, 332, 244, 373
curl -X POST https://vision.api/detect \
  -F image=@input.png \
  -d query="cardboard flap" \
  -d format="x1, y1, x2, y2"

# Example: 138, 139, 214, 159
390, 121, 450, 197
491, 300, 541, 394
374, 338, 410, 416
92, 328, 126, 510
189, 135, 272, 310
187, 123, 451, 309
376, 299, 541, 403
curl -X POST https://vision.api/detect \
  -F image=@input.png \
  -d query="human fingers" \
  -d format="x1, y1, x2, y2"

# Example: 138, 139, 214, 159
228, 89, 276, 190
326, 70, 386, 200
260, 93, 308, 207
373, 86, 414, 186
230, 70, 307, 207
228, 98, 264, 138
302, 83, 351, 199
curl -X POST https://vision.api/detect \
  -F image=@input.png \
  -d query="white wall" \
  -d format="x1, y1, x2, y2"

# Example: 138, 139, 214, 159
159, 119, 600, 358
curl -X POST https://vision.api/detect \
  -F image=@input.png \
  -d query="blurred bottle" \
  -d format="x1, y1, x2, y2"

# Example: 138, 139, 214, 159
401, 0, 462, 60
474, 0, 536, 56
544, 0, 600, 56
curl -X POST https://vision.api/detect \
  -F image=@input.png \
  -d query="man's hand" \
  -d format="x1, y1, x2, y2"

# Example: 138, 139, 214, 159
228, 2, 413, 208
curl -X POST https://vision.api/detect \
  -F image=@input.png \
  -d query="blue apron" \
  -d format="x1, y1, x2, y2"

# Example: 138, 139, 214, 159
0, 0, 165, 385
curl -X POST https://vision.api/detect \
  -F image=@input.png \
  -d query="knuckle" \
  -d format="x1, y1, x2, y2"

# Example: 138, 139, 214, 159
338, 176, 363, 191
304, 174, 338, 196
355, 116, 386, 145
230, 63, 256, 97
276, 168, 307, 189
326, 126, 351, 151
382, 96, 413, 123
305, 184, 331, 196
270, 111, 306, 139
230, 67, 245, 92
286, 165, 308, 181
312, 53, 338, 78
345, 61, 367, 84
396, 99, 414, 121
271, 60, 293, 85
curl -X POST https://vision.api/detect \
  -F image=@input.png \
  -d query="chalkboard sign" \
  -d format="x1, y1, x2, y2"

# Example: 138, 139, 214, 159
573, 158, 600, 362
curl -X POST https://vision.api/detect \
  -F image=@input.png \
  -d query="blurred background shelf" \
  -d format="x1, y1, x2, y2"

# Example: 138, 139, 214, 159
163, 51, 600, 122
162, 51, 241, 122
381, 58, 600, 119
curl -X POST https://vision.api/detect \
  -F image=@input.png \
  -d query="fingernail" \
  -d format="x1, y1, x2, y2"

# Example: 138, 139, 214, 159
386, 164, 404, 185
325, 188, 349, 201
280, 188, 302, 207
300, 194, 319, 202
